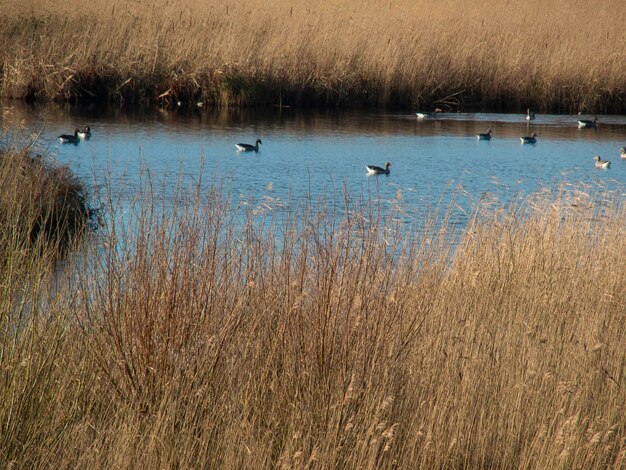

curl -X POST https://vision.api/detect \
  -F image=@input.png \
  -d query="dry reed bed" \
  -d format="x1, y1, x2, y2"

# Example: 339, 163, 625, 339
1, 183, 625, 468
1, 0, 625, 111
0, 146, 88, 463
0, 146, 88, 266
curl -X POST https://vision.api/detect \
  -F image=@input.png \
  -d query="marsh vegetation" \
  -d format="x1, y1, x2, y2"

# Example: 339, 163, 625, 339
2, 2, 625, 463
1, 178, 624, 468
1, 0, 625, 111
0, 146, 88, 265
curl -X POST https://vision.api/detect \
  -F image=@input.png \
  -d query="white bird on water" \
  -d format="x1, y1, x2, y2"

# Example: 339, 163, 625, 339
593, 155, 611, 169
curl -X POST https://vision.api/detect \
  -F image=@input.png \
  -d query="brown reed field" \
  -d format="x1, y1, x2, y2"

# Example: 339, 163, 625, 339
0, 175, 624, 468
1, 0, 625, 111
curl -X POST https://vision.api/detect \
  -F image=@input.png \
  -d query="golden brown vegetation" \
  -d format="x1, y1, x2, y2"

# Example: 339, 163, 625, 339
1, 0, 625, 111
1, 181, 625, 468
0, 146, 88, 265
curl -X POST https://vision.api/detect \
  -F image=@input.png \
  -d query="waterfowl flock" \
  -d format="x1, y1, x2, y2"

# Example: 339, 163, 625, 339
437, 110, 621, 170
57, 111, 622, 178
46, 107, 624, 239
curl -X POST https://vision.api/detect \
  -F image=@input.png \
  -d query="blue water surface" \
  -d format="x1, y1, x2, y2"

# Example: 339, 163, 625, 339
3, 104, 625, 224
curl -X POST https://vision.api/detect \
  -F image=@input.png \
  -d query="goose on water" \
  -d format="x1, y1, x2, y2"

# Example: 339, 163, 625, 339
366, 162, 391, 175
520, 132, 538, 144
593, 155, 611, 169
235, 138, 262, 152
59, 129, 80, 144
78, 126, 91, 139
477, 129, 492, 140
620, 147, 626, 159
416, 108, 443, 119
578, 117, 598, 129
526, 109, 535, 121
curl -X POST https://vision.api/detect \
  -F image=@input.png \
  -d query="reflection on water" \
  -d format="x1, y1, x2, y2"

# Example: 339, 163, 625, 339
2, 102, 625, 225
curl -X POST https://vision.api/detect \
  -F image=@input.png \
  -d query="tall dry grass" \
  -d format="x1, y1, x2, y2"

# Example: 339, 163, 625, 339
1, 0, 625, 111
1, 178, 624, 468
0, 146, 89, 264
0, 145, 89, 467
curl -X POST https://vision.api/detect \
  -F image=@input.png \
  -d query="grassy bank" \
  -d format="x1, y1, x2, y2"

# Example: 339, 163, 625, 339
1, 182, 625, 468
0, 146, 88, 265
1, 0, 625, 112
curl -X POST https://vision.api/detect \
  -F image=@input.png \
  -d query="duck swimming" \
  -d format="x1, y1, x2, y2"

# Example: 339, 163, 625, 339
520, 132, 538, 144
593, 155, 611, 169
416, 108, 443, 119
578, 117, 598, 129
366, 162, 391, 175
235, 139, 262, 152
477, 129, 492, 140
78, 126, 91, 139
58, 129, 80, 144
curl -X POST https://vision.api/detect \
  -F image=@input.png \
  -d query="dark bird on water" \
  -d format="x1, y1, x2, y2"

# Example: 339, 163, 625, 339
236, 139, 262, 152
366, 162, 391, 175
59, 129, 80, 144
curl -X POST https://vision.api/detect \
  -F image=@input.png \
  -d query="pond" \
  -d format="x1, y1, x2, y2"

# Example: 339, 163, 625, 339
3, 102, 626, 225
